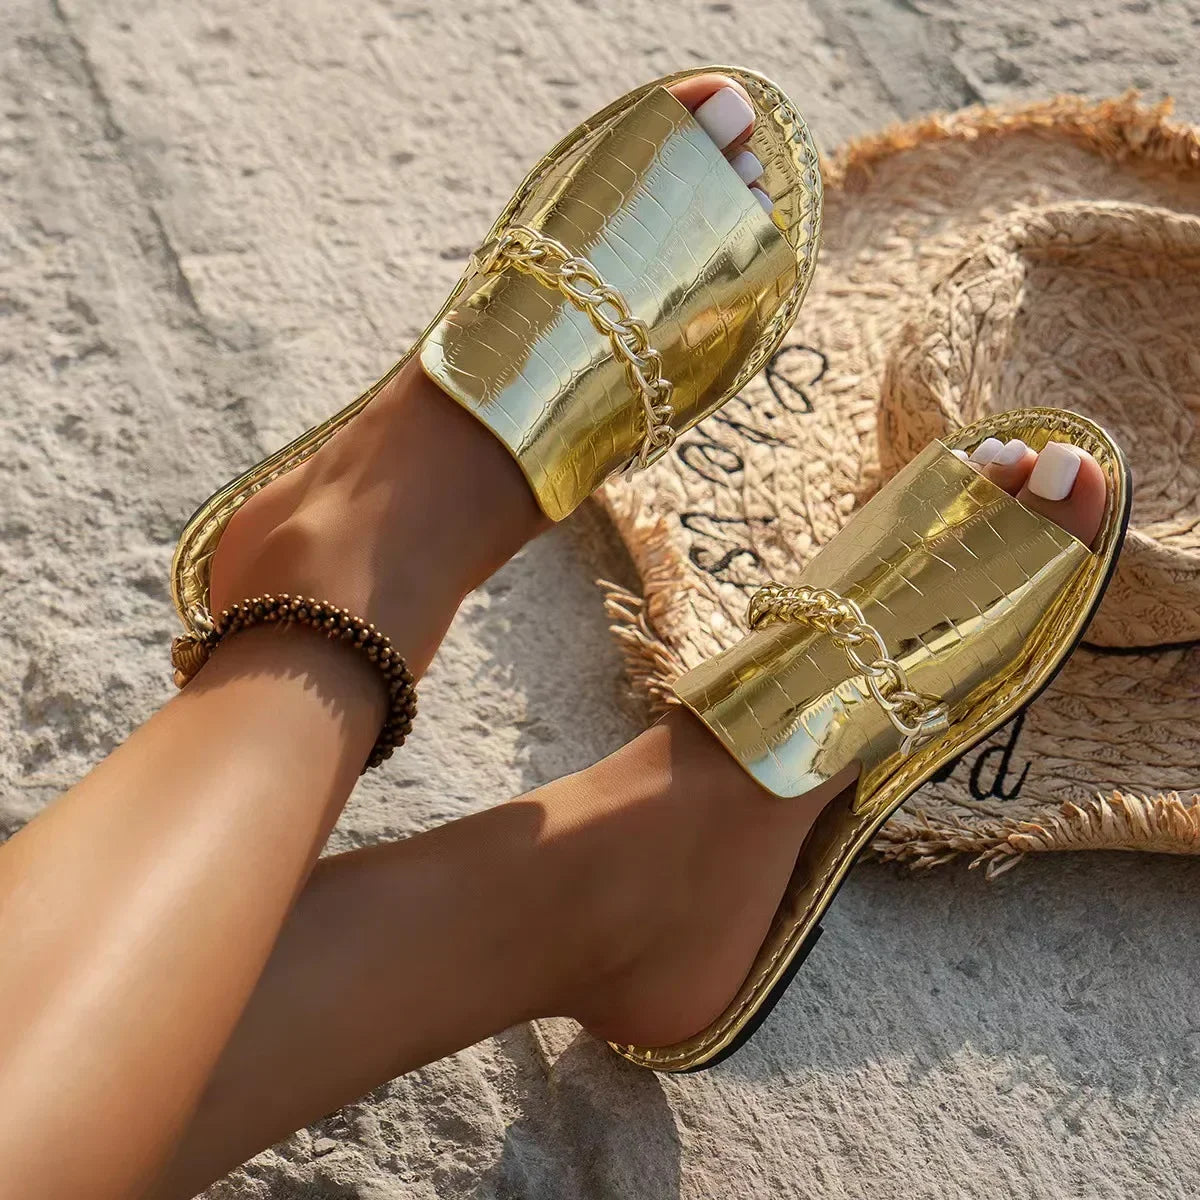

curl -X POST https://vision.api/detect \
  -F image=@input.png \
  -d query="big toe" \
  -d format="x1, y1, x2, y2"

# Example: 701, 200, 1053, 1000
667, 75, 772, 214
1017, 441, 1107, 548
955, 435, 1107, 548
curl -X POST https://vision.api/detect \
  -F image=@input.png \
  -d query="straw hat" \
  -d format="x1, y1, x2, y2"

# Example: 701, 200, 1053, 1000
600, 93, 1200, 875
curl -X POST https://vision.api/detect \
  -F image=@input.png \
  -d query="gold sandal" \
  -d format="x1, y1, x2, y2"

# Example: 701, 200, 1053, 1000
169, 66, 822, 677
610, 407, 1131, 1072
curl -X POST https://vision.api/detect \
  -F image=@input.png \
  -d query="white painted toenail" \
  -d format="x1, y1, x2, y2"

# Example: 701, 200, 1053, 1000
994, 438, 1028, 466
694, 87, 755, 150
951, 448, 970, 462
728, 149, 763, 183
1028, 441, 1081, 502
969, 437, 1004, 465
749, 186, 773, 214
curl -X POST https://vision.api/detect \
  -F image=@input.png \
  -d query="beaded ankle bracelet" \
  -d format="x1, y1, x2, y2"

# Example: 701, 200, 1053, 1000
170, 593, 416, 772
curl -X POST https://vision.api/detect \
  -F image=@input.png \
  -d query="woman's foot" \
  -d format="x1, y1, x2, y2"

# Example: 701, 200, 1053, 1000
952, 435, 1106, 546
207, 76, 770, 680
568, 437, 1109, 1049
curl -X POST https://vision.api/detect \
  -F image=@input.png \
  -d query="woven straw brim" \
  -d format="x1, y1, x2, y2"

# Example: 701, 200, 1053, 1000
598, 93, 1200, 876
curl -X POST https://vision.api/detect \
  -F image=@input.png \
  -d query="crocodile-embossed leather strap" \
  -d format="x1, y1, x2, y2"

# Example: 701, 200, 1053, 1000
420, 84, 800, 520
470, 226, 677, 472
746, 581, 951, 754
674, 441, 1089, 808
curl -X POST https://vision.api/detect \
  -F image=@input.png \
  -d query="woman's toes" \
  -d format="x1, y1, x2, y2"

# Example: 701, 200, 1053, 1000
968, 436, 1004, 466
749, 186, 773, 213
952, 436, 1035, 495
1026, 441, 1081, 502
981, 438, 1036, 495
669, 75, 755, 148
1017, 442, 1107, 548
693, 86, 755, 149
667, 75, 772, 214
952, 435, 1106, 547
728, 149, 763, 184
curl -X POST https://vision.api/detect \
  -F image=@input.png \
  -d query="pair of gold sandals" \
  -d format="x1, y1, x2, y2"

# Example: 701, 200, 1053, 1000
168, 68, 1130, 1073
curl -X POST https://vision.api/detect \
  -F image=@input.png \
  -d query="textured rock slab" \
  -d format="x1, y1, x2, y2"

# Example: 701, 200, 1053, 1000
3, 1, 1200, 1197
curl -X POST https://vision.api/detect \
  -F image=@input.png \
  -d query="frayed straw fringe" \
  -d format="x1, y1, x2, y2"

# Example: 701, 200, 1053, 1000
601, 582, 685, 714
875, 793, 1200, 879
596, 488, 691, 714
596, 93, 1200, 876
823, 90, 1200, 189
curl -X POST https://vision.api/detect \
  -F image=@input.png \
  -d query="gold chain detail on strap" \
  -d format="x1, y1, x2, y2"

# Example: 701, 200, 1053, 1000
747, 582, 950, 755
471, 225, 676, 470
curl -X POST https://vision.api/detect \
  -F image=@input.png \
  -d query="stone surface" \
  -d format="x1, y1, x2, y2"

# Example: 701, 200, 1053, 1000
2, 1, 1198, 1197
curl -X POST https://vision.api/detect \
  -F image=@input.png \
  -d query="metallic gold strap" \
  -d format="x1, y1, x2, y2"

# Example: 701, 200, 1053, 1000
747, 582, 950, 755
471, 225, 675, 470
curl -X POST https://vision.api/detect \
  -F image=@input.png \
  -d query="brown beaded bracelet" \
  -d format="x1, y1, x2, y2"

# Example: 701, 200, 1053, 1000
172, 593, 416, 772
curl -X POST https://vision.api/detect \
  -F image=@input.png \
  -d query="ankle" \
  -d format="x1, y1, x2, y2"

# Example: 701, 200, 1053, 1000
365, 361, 551, 590
541, 715, 768, 1025
548, 711, 846, 1049
210, 358, 549, 675
302, 359, 550, 602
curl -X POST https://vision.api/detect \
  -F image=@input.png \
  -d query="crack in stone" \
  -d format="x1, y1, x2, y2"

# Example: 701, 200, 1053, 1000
46, 0, 217, 344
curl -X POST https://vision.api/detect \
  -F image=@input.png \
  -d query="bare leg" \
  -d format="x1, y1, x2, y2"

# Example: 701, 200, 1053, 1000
0, 632, 380, 1198
148, 709, 832, 1200
0, 63, 1108, 1195
0, 364, 544, 1200
0, 72, 769, 1198
151, 440, 1111, 1199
